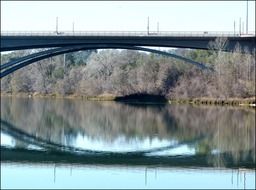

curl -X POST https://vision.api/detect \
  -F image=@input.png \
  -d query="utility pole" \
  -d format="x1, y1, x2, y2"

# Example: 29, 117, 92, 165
242, 21, 244, 34
147, 17, 149, 35
56, 17, 58, 33
246, 0, 248, 34
239, 17, 241, 35
157, 22, 159, 33
234, 20, 236, 35
72, 22, 74, 34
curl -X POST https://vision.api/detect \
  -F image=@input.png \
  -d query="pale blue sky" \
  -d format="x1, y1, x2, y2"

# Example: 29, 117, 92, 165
1, 1, 255, 33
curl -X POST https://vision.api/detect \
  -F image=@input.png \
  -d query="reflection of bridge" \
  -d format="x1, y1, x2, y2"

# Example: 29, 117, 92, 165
1, 31, 255, 78
1, 119, 255, 169
0, 119, 203, 156
3, 146, 254, 168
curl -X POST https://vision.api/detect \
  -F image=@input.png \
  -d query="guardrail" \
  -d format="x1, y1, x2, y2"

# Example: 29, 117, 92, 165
1, 31, 255, 37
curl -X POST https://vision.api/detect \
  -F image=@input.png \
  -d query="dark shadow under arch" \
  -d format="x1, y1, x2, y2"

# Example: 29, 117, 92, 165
0, 44, 213, 78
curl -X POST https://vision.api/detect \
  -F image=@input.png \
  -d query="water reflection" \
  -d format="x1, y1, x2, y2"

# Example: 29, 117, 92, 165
1, 97, 255, 168
1, 163, 255, 189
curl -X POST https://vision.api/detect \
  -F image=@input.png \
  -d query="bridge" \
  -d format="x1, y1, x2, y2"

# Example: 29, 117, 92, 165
1, 31, 255, 78
1, 31, 255, 52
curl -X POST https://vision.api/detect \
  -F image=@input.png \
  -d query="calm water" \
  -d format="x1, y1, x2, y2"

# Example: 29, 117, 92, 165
1, 97, 255, 189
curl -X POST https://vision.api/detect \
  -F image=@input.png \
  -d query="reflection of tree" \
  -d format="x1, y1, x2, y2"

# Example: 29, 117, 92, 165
1, 97, 255, 165
195, 140, 212, 155
168, 105, 255, 164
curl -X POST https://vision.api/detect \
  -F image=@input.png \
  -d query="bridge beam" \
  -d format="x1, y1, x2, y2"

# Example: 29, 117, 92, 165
1, 35, 255, 52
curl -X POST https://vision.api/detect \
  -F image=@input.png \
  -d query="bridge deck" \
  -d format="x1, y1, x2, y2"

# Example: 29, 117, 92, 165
1, 31, 255, 37
1, 31, 255, 52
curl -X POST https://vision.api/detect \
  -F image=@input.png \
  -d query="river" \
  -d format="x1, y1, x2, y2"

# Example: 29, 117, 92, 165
1, 97, 255, 189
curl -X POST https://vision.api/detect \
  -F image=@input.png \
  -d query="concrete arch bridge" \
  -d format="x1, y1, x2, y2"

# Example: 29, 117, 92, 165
1, 31, 255, 78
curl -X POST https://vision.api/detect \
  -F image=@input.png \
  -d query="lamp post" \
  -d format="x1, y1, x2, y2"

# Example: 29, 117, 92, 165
147, 17, 149, 35
242, 21, 244, 34
239, 17, 241, 35
234, 20, 236, 35
246, 0, 248, 34
72, 22, 74, 34
56, 17, 58, 33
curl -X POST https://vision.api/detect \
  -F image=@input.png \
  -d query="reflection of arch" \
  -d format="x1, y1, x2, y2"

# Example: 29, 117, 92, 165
1, 119, 203, 156
1, 119, 255, 169
0, 45, 213, 78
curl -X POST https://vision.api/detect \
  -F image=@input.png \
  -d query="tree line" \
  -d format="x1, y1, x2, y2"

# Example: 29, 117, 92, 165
1, 38, 255, 99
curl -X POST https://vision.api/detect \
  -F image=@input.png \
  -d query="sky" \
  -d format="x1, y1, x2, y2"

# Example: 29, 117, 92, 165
1, 1, 255, 33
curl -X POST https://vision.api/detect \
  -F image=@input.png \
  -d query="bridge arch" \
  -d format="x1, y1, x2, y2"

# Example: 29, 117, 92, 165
0, 45, 213, 78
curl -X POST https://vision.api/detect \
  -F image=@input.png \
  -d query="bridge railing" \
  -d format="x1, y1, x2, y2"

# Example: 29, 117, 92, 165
1, 31, 255, 37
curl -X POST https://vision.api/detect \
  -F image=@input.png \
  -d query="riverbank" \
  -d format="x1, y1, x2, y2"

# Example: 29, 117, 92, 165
1, 92, 255, 107
169, 97, 256, 107
0, 92, 116, 101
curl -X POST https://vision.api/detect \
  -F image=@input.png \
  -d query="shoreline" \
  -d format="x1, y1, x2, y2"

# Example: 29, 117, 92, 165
168, 97, 256, 107
0, 93, 255, 108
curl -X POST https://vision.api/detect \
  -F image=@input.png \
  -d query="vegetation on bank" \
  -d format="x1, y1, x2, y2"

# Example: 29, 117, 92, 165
1, 93, 255, 108
169, 97, 255, 106
1, 37, 255, 105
